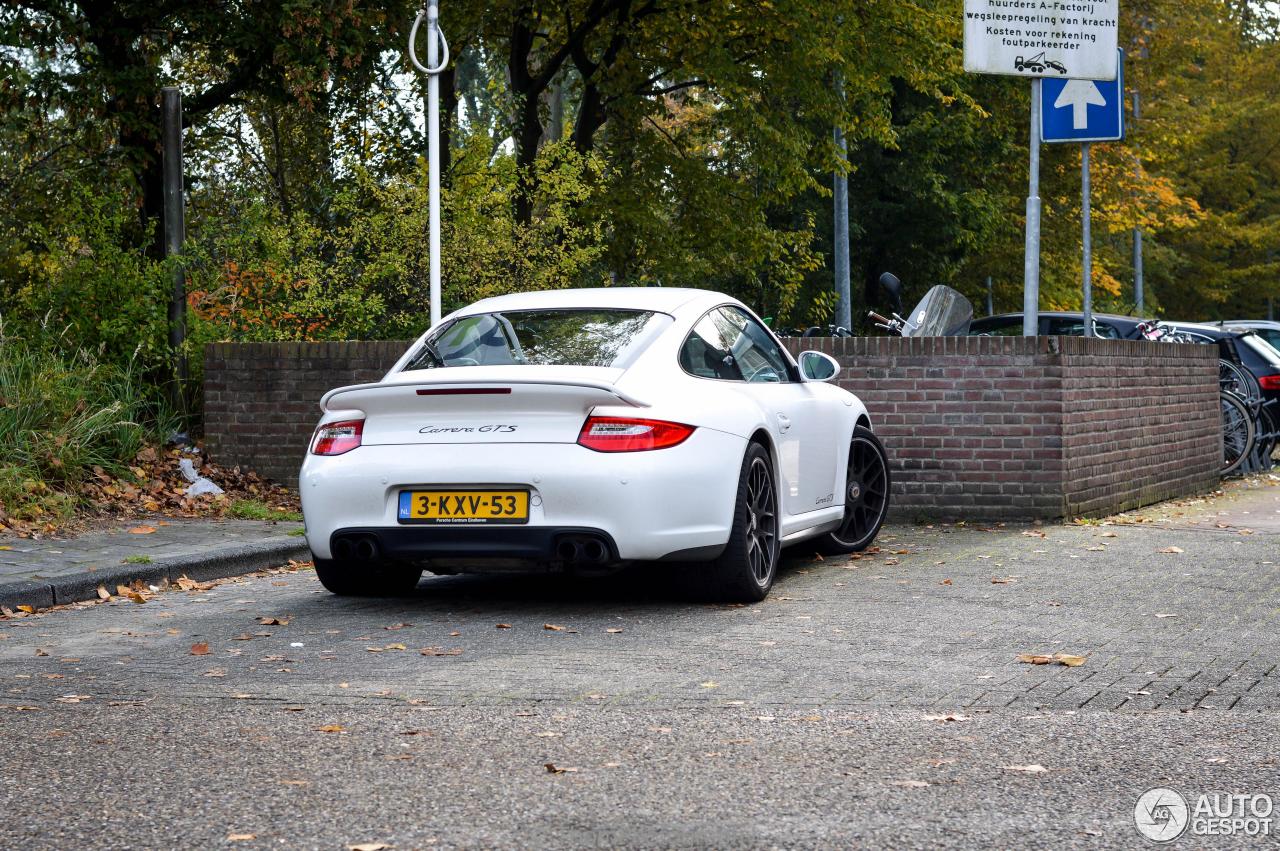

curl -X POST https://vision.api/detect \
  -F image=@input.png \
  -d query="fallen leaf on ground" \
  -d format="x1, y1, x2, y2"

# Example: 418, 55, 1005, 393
1017, 653, 1086, 667
1155, 613, 1178, 619
190, 642, 210, 656
1004, 764, 1049, 773
227, 834, 256, 841
544, 763, 578, 774
96, 586, 111, 601
384, 623, 410, 631
17, 605, 35, 614
257, 617, 290, 626
991, 577, 1016, 585
1021, 530, 1046, 538
55, 694, 90, 703
495, 624, 511, 629
940, 579, 953, 586
543, 624, 565, 631
1157, 546, 1184, 554
35, 647, 49, 656
700, 681, 720, 689
419, 647, 462, 656
606, 628, 624, 634
924, 713, 969, 722
128, 526, 157, 535
316, 724, 345, 733
348, 843, 391, 851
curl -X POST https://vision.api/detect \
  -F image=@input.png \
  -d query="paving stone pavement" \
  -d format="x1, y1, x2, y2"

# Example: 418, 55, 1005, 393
0, 518, 305, 584
3, 482, 1280, 848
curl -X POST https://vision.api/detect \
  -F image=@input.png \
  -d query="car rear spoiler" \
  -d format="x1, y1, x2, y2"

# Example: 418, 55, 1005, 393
320, 378, 649, 412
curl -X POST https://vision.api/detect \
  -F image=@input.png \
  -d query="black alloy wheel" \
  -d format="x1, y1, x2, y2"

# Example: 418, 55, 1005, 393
818, 426, 891, 554
702, 442, 780, 602
744, 453, 779, 586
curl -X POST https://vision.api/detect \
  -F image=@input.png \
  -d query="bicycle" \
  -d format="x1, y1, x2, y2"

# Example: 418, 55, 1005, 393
1137, 319, 1269, 476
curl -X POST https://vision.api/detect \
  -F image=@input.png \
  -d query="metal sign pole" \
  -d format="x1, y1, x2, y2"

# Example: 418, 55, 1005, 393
1082, 143, 1093, 337
161, 86, 187, 412
426, 0, 442, 328
833, 123, 851, 331
1023, 78, 1042, 337
1132, 90, 1144, 314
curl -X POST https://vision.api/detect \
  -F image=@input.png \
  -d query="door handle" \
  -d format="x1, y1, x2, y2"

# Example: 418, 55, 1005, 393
777, 413, 792, 433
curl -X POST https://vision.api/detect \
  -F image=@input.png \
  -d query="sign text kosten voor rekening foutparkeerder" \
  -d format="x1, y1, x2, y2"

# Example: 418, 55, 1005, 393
967, 1, 1116, 50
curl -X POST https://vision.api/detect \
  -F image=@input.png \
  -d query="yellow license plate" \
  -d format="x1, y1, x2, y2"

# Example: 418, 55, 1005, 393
398, 490, 529, 524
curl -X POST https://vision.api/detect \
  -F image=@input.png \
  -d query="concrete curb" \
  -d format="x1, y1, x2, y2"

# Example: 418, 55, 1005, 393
0, 537, 311, 610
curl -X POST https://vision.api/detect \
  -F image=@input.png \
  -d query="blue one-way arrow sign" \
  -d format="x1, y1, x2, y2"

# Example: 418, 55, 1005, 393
1041, 50, 1125, 144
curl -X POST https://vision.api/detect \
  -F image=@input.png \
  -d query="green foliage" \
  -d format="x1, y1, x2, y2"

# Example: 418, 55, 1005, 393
0, 335, 178, 520
227, 499, 302, 522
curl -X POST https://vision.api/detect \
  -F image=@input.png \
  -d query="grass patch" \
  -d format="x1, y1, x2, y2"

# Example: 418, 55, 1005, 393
287, 528, 307, 537
0, 336, 178, 522
122, 555, 152, 564
229, 498, 303, 523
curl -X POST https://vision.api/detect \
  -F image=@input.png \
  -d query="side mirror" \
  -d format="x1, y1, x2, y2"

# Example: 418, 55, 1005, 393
879, 272, 903, 314
798, 351, 840, 383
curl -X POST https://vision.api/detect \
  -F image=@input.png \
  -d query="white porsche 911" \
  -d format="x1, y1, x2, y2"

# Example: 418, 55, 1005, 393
300, 287, 890, 602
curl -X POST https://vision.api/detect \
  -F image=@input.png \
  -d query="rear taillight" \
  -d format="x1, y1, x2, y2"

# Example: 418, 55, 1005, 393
311, 419, 364, 455
577, 416, 695, 452
1260, 375, 1280, 391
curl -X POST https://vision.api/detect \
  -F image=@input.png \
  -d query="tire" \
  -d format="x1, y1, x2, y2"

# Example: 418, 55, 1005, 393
1221, 391, 1255, 476
313, 557, 423, 597
701, 442, 780, 603
817, 426, 891, 555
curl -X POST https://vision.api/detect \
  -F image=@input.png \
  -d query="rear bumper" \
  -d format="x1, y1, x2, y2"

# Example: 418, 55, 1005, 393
299, 430, 746, 561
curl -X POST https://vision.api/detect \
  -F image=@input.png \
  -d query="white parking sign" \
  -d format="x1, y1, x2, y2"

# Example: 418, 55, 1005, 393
963, 0, 1119, 80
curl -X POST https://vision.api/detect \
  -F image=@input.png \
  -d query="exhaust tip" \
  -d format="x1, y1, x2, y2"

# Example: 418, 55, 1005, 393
332, 536, 354, 560
556, 539, 582, 562
582, 539, 608, 564
353, 537, 378, 561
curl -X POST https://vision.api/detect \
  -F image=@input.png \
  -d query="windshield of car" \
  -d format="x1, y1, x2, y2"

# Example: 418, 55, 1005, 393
402, 309, 670, 370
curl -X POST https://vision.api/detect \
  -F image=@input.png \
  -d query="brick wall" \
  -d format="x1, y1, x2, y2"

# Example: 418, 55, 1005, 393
203, 341, 411, 488
205, 336, 1221, 519
783, 336, 1221, 520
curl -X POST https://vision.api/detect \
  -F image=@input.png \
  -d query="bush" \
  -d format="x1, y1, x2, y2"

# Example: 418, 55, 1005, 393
0, 333, 178, 521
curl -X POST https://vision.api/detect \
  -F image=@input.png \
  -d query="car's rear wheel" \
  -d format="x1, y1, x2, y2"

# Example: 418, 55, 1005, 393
314, 558, 423, 597
817, 426, 891, 555
701, 442, 779, 603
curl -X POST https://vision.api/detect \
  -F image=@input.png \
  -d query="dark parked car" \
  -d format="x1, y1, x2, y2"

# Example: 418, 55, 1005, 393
969, 312, 1280, 406
969, 311, 1145, 339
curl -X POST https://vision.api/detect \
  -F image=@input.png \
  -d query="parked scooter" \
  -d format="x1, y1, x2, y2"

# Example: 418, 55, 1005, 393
867, 273, 975, 337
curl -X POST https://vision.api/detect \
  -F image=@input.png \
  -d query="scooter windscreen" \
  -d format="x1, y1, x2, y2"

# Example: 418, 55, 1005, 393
902, 285, 974, 338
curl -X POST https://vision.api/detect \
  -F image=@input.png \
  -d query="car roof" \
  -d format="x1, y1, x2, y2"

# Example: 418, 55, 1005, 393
453, 287, 723, 318
1220, 320, 1280, 330
973, 311, 1142, 324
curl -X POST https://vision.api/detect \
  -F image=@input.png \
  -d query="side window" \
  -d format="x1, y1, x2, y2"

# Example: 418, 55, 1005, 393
679, 307, 790, 383
1047, 318, 1120, 339
971, 319, 1025, 337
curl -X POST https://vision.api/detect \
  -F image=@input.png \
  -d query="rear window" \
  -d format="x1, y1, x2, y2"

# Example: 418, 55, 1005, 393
403, 309, 670, 370
1241, 334, 1280, 368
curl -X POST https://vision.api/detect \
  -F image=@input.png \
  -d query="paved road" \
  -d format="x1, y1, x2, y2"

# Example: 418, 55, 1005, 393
3, 482, 1280, 849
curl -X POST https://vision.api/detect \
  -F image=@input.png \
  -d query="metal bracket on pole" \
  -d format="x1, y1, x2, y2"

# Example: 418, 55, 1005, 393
1023, 79, 1042, 337
409, 1, 449, 327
